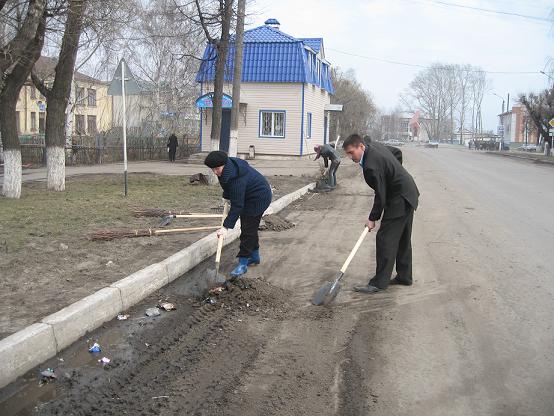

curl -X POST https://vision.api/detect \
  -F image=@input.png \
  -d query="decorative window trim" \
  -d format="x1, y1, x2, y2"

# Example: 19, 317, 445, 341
258, 110, 286, 138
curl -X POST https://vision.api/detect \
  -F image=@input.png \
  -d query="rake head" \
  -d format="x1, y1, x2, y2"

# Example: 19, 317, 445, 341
159, 215, 173, 227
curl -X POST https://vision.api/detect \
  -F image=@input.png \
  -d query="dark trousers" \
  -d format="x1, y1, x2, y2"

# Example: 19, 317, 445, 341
168, 147, 176, 162
328, 160, 340, 188
369, 206, 414, 289
238, 214, 262, 258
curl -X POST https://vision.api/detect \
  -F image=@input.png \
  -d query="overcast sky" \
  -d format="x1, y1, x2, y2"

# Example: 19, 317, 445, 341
251, 0, 553, 131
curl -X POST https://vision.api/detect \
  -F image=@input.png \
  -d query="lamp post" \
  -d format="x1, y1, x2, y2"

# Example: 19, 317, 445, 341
540, 70, 554, 84
492, 92, 507, 150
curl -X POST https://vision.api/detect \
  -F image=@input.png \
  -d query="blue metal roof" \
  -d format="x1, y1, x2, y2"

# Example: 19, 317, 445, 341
196, 22, 334, 94
299, 38, 323, 53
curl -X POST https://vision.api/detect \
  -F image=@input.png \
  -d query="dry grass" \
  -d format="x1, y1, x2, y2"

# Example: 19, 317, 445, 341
0, 173, 221, 252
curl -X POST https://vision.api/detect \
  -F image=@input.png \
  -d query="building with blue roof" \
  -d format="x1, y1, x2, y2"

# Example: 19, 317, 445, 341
196, 18, 337, 157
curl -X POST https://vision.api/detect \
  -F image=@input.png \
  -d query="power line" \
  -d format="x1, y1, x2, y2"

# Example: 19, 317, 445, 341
415, 0, 551, 23
327, 47, 541, 75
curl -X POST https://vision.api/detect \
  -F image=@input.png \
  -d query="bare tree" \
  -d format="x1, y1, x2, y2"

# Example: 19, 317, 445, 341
402, 64, 451, 141
121, 0, 204, 137
0, 0, 47, 198
330, 68, 376, 139
194, 0, 234, 151
444, 65, 460, 142
32, 0, 87, 192
456, 65, 473, 144
469, 69, 488, 139
229, 0, 244, 157
519, 88, 554, 147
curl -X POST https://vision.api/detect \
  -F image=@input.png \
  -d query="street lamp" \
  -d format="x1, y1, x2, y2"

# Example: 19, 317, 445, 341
492, 92, 505, 113
540, 71, 554, 87
491, 92, 508, 150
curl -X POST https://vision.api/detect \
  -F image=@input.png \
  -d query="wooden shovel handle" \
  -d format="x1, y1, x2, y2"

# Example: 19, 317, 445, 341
154, 226, 220, 235
340, 227, 369, 273
175, 214, 223, 219
221, 201, 230, 226
215, 233, 224, 263
215, 201, 230, 263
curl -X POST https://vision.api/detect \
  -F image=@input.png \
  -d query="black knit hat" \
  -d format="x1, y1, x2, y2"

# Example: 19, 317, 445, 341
204, 151, 228, 168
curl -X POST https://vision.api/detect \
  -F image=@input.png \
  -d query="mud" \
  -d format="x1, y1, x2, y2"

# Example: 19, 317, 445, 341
259, 214, 296, 232
2, 278, 292, 416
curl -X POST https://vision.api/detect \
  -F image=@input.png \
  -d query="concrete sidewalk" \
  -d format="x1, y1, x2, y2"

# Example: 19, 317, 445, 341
1, 158, 321, 184
486, 150, 554, 165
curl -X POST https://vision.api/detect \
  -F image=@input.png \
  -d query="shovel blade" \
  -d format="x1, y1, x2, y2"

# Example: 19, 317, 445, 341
312, 281, 342, 306
206, 268, 226, 287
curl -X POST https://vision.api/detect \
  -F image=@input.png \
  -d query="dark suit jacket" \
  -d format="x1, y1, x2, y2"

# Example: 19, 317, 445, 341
385, 145, 403, 165
362, 143, 419, 221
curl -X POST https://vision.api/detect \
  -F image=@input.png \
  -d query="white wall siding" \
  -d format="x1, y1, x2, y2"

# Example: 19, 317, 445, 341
303, 84, 330, 154
200, 82, 331, 156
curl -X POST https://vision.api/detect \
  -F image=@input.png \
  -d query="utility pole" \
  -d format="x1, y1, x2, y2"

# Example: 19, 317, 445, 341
121, 61, 128, 196
229, 0, 245, 157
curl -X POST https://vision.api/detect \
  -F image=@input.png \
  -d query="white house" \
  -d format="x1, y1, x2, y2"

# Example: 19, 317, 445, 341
195, 18, 336, 157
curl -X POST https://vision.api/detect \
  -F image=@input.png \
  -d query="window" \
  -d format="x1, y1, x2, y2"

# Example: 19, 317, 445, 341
30, 85, 37, 99
306, 112, 312, 138
316, 59, 321, 83
76, 87, 85, 105
87, 115, 97, 134
259, 110, 285, 138
31, 112, 37, 131
39, 112, 45, 134
87, 89, 96, 106
75, 114, 85, 134
401, 120, 409, 132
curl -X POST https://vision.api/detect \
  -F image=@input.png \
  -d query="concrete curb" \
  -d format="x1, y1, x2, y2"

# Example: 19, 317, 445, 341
486, 151, 554, 165
0, 181, 315, 389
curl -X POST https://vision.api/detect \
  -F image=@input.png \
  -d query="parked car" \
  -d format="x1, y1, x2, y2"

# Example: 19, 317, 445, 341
425, 140, 439, 149
383, 139, 404, 146
517, 144, 537, 152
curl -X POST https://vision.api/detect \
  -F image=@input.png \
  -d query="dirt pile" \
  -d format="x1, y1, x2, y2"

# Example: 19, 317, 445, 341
259, 214, 295, 232
34, 279, 293, 416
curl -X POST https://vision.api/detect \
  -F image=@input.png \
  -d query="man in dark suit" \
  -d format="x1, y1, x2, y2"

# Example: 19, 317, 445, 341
342, 134, 420, 293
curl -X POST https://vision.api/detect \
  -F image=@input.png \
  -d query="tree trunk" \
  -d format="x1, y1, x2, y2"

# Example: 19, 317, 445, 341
0, 97, 22, 198
229, 0, 245, 157
0, 15, 46, 198
43, 0, 87, 191
210, 0, 233, 152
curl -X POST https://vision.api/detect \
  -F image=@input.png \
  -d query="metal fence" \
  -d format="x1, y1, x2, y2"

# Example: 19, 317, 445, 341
19, 134, 200, 167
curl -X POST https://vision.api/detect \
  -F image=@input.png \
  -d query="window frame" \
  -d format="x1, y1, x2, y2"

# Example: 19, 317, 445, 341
306, 112, 312, 139
87, 88, 97, 107
30, 112, 37, 131
87, 115, 97, 134
258, 110, 286, 139
75, 114, 86, 134
76, 87, 86, 106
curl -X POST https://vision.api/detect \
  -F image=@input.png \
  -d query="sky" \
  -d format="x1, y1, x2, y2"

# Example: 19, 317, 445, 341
250, 0, 553, 131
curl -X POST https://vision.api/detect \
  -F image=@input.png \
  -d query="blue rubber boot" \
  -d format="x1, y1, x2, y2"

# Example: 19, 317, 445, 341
230, 257, 249, 278
248, 249, 261, 266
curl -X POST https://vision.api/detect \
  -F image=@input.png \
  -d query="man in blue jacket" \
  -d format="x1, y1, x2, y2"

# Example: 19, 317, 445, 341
204, 151, 273, 278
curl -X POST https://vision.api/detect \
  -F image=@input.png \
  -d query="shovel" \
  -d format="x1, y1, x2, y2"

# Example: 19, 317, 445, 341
206, 201, 230, 286
159, 213, 223, 227
312, 226, 369, 306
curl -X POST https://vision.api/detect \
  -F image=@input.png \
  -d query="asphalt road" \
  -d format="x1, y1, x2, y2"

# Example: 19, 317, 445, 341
2, 145, 553, 415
